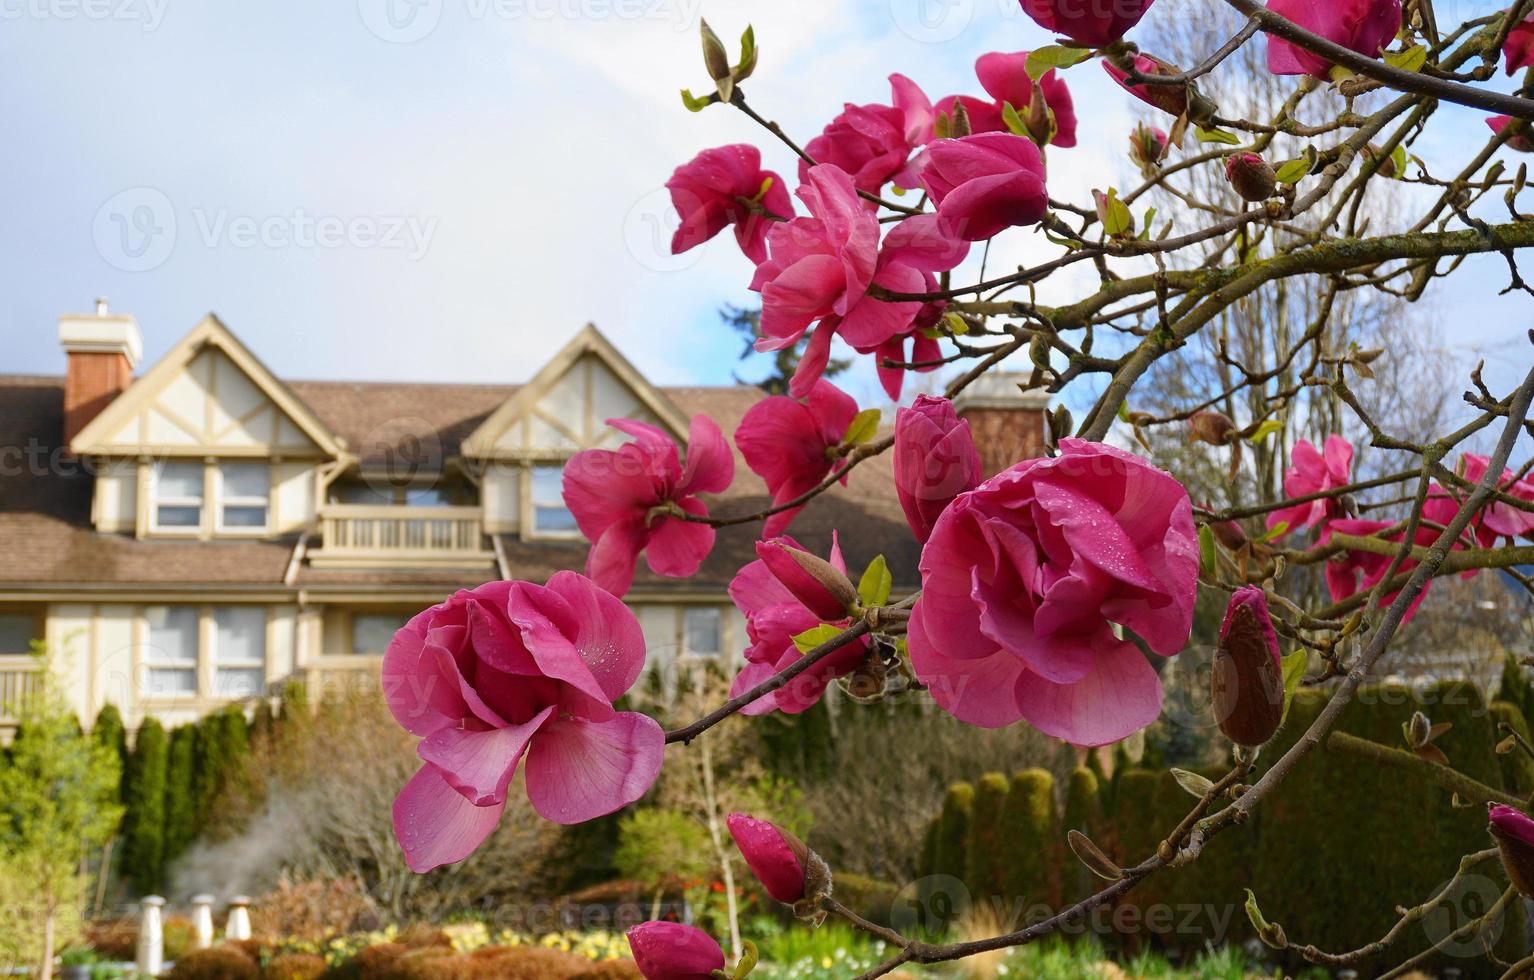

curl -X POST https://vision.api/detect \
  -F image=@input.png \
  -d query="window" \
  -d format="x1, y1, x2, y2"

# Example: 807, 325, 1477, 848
352, 612, 412, 655
0, 613, 38, 654
212, 606, 266, 697
683, 608, 722, 658
218, 463, 269, 530
531, 465, 578, 535
403, 486, 451, 507
153, 462, 204, 529
144, 606, 198, 697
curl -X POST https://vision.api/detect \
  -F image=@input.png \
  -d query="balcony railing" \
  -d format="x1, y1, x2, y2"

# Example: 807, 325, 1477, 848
312, 505, 495, 569
0, 657, 43, 727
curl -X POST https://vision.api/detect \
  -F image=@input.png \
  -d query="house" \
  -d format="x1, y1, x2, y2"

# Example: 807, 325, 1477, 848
0, 301, 1047, 731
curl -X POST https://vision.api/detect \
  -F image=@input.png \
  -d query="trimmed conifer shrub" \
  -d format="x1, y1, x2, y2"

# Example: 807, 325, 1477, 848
121, 718, 169, 891
998, 768, 1057, 913
964, 772, 1011, 902
162, 724, 197, 861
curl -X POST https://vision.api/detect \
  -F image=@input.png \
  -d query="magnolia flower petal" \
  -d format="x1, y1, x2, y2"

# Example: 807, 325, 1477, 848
1012, 637, 1163, 747
392, 764, 505, 874
524, 712, 666, 824
417, 706, 554, 806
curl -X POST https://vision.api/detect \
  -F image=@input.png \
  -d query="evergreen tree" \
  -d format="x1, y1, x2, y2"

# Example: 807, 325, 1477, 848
999, 769, 1058, 912
721, 305, 849, 395
120, 719, 168, 892
91, 704, 129, 801
963, 772, 1010, 902
161, 726, 196, 862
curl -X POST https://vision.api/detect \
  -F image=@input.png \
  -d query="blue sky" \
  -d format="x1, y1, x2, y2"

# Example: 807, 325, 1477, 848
0, 0, 1527, 416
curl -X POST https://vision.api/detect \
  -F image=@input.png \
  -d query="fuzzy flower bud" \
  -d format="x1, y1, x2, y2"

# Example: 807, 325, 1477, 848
1225, 153, 1277, 202
1188, 410, 1239, 446
1489, 804, 1534, 899
755, 539, 859, 621
1211, 586, 1284, 747
1129, 123, 1168, 172
727, 813, 833, 920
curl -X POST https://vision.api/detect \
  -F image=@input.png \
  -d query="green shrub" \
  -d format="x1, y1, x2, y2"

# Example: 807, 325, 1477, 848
1107, 768, 1160, 868
1497, 653, 1534, 728
1491, 700, 1534, 794
1060, 768, 1104, 907
1254, 680, 1523, 978
121, 718, 169, 890
964, 772, 1010, 902
92, 704, 129, 801
165, 946, 259, 980
999, 768, 1057, 912
931, 782, 973, 883
1141, 768, 1253, 956
163, 725, 197, 861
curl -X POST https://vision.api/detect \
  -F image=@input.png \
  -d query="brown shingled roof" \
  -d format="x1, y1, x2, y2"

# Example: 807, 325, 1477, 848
0, 375, 918, 593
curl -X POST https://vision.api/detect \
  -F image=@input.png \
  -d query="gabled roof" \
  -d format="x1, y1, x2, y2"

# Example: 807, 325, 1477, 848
458, 323, 690, 458
70, 314, 346, 458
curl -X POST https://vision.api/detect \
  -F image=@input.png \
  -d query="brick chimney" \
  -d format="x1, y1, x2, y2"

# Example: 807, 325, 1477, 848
953, 372, 1050, 477
59, 299, 142, 448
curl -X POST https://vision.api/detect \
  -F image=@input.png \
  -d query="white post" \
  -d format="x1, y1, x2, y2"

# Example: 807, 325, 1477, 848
135, 896, 165, 977
190, 895, 215, 950
224, 895, 252, 941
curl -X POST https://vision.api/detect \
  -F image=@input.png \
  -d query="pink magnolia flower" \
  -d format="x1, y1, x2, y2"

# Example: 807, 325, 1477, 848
801, 75, 936, 195
627, 922, 725, 980
754, 173, 968, 398
1461, 453, 1534, 542
1017, 0, 1157, 47
1489, 115, 1534, 152
869, 325, 946, 403
938, 52, 1077, 147
666, 144, 793, 265
563, 415, 734, 597
921, 133, 1050, 242
727, 813, 809, 903
385, 573, 663, 872
735, 379, 858, 538
1265, 0, 1403, 79
1321, 517, 1457, 622
1103, 53, 1191, 118
908, 439, 1199, 746
1265, 435, 1354, 539
1507, 12, 1534, 75
727, 534, 870, 716
894, 395, 983, 543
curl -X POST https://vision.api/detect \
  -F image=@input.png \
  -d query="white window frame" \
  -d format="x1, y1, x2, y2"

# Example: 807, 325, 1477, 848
211, 605, 268, 698
215, 462, 271, 534
682, 606, 723, 659
139, 605, 269, 703
149, 461, 206, 535
527, 461, 581, 540
142, 605, 201, 700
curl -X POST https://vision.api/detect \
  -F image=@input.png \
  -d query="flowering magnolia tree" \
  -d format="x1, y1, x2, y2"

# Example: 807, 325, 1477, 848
383, 0, 1534, 976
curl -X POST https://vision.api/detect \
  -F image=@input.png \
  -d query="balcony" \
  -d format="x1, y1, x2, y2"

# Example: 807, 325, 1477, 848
0, 656, 43, 729
310, 504, 496, 570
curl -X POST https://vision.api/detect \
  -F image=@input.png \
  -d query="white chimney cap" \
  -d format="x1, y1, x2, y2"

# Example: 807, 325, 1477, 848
59, 300, 142, 369
952, 372, 1051, 413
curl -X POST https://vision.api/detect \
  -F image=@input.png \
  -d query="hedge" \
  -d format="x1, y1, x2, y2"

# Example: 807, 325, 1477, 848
121, 718, 169, 890
964, 772, 1010, 903
163, 725, 197, 862
999, 769, 1058, 913
92, 704, 129, 801
1060, 768, 1104, 908
1492, 699, 1534, 795
1253, 680, 1525, 978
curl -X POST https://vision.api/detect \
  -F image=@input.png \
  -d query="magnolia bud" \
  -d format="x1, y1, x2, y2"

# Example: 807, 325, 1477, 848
1210, 518, 1249, 552
1225, 152, 1277, 202
700, 20, 732, 84
950, 99, 972, 138
1211, 587, 1284, 747
627, 922, 726, 980
756, 539, 858, 621
1489, 804, 1534, 898
1188, 410, 1238, 446
727, 814, 833, 923
1406, 710, 1432, 748
1361, 143, 1397, 179
1025, 85, 1055, 147
1129, 123, 1168, 172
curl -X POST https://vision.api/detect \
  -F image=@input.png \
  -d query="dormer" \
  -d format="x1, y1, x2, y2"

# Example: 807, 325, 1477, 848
459, 324, 689, 540
69, 314, 345, 540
